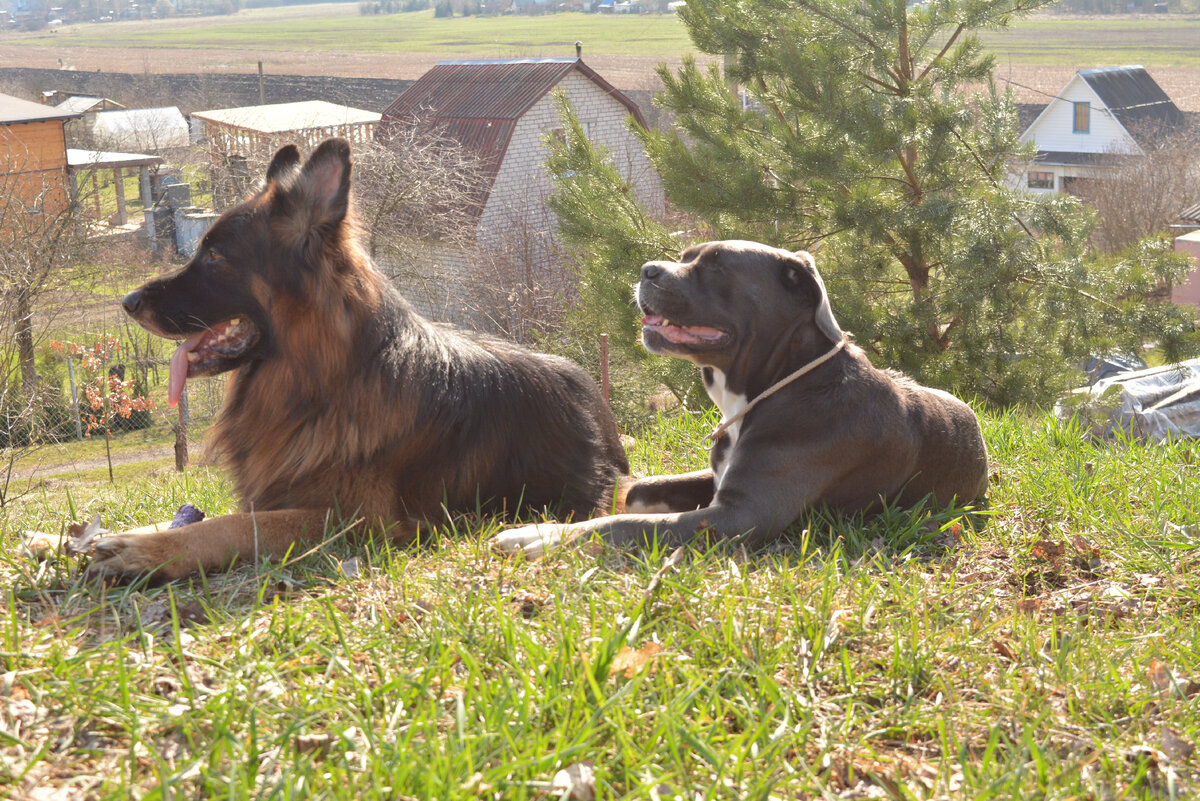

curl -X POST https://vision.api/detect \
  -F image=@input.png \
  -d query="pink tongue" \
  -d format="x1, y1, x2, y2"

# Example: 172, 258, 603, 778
168, 332, 207, 409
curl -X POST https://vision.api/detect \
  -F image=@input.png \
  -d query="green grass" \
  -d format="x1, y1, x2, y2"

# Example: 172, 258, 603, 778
2, 407, 1198, 799
70, 166, 216, 225
11, 8, 695, 58
10, 8, 1200, 67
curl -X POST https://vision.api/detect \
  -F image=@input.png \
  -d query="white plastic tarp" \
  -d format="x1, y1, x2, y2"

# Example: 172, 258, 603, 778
1056, 357, 1200, 441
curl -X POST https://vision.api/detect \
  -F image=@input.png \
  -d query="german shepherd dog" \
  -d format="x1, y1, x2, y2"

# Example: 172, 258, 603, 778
83, 138, 629, 581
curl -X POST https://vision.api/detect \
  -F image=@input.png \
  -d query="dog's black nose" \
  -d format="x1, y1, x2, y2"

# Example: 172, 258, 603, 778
641, 262, 663, 281
121, 289, 144, 317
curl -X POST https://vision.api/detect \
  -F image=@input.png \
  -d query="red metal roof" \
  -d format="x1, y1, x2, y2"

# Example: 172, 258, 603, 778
379, 59, 646, 221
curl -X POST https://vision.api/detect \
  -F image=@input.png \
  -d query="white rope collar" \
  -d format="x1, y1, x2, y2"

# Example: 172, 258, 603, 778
705, 336, 847, 446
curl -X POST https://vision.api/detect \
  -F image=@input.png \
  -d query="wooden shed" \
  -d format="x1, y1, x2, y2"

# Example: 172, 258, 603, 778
191, 100, 382, 209
0, 92, 79, 221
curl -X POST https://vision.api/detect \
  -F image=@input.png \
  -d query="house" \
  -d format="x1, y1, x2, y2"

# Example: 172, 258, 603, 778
0, 91, 79, 222
53, 95, 126, 115
1013, 66, 1185, 195
1173, 203, 1200, 309
86, 106, 190, 154
1174, 230, 1200, 308
52, 95, 128, 151
191, 100, 381, 208
378, 57, 664, 332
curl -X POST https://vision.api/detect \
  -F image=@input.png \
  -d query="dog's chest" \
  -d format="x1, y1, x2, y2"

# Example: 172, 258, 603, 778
704, 368, 748, 491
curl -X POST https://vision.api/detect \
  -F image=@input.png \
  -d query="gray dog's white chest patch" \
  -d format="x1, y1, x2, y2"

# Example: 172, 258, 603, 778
705, 369, 748, 491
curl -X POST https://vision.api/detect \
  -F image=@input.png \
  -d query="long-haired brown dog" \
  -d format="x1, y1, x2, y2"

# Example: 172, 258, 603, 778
84, 138, 628, 581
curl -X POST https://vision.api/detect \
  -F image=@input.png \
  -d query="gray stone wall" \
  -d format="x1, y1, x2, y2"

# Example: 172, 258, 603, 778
0, 67, 414, 114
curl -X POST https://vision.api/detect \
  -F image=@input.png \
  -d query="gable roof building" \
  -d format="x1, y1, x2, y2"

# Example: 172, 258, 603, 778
381, 57, 648, 219
192, 100, 382, 209
88, 106, 190, 152
1014, 66, 1185, 195
1, 92, 80, 220
378, 58, 664, 330
55, 95, 125, 115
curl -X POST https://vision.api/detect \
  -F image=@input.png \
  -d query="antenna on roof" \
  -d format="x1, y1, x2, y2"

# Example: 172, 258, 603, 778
575, 41, 582, 58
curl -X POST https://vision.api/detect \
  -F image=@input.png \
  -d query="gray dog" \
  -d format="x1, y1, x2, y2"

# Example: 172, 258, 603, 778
495, 240, 988, 558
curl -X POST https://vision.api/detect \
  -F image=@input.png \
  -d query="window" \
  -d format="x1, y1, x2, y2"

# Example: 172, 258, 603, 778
1027, 171, 1054, 190
547, 122, 592, 148
1073, 102, 1090, 133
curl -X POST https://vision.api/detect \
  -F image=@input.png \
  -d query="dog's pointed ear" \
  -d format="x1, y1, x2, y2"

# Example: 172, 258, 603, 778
786, 250, 842, 342
294, 138, 352, 227
265, 144, 301, 185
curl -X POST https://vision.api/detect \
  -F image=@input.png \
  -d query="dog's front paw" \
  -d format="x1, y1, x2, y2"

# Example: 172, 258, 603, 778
84, 532, 185, 583
493, 523, 569, 560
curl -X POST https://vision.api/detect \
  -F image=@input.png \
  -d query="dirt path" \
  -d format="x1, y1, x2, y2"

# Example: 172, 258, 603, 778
9, 442, 208, 482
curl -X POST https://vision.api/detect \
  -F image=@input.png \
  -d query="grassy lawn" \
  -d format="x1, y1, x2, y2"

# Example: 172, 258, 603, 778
2, 407, 1198, 798
9, 9, 1200, 67
11, 8, 695, 58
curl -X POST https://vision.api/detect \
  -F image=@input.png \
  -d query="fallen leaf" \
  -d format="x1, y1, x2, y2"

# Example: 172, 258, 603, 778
611, 642, 663, 679
1070, 534, 1100, 557
339, 557, 360, 579
552, 762, 596, 801
992, 638, 1018, 662
1148, 660, 1174, 694
1030, 540, 1065, 562
934, 521, 963, 549
1161, 726, 1194, 762
512, 592, 549, 619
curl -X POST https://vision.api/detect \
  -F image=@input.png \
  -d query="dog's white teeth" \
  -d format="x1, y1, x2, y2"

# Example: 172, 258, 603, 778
229, 317, 241, 328
187, 351, 200, 363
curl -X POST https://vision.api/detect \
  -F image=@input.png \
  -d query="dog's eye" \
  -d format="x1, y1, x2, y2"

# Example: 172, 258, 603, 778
206, 247, 222, 263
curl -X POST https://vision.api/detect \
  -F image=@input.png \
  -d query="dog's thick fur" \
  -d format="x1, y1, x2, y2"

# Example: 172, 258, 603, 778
86, 138, 628, 580
496, 240, 988, 558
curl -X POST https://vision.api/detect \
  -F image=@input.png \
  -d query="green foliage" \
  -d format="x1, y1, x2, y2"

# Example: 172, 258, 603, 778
548, 0, 1199, 409
544, 97, 707, 424
4, 409, 1200, 798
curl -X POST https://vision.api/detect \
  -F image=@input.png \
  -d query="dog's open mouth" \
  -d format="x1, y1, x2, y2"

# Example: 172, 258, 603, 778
167, 317, 259, 408
641, 311, 728, 347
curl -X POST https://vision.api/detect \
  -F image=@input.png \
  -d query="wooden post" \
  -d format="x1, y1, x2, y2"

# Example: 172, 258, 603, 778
600, 333, 610, 405
258, 61, 265, 105
138, 165, 152, 207
174, 388, 189, 471
112, 166, 127, 225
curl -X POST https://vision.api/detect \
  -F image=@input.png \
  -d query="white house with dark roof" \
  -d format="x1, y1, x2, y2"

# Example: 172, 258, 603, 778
377, 57, 664, 332
1012, 66, 1185, 195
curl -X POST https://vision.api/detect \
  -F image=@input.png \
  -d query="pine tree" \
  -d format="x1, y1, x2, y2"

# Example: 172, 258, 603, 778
548, 0, 1197, 409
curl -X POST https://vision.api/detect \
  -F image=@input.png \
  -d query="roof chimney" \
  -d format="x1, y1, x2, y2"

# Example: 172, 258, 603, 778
575, 41, 582, 58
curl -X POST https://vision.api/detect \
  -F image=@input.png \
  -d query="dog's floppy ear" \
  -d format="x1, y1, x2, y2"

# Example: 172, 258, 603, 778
787, 250, 842, 342
265, 144, 301, 185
